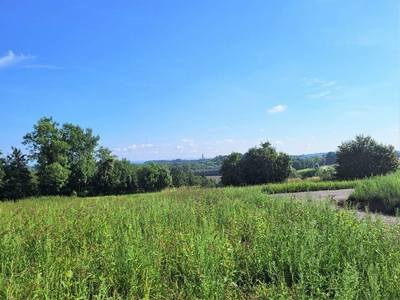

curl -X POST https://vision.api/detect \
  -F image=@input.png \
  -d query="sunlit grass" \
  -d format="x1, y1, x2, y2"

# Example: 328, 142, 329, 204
1, 187, 399, 299
349, 171, 400, 213
263, 179, 358, 194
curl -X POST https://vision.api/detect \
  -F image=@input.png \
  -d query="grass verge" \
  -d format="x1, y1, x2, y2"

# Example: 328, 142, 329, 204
348, 171, 400, 214
263, 179, 358, 194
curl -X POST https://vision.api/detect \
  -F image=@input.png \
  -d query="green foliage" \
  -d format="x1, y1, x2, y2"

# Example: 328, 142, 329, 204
315, 166, 336, 181
297, 168, 317, 179
291, 155, 326, 170
288, 167, 300, 179
41, 162, 71, 195
137, 163, 172, 192
61, 123, 99, 196
170, 165, 188, 187
336, 134, 399, 180
22, 117, 101, 196
242, 142, 290, 185
221, 142, 291, 186
1, 188, 399, 298
325, 151, 337, 165
198, 176, 217, 188
169, 165, 216, 188
145, 155, 225, 176
112, 159, 139, 195
263, 178, 358, 194
349, 171, 400, 213
0, 147, 38, 200
220, 152, 243, 186
94, 146, 118, 195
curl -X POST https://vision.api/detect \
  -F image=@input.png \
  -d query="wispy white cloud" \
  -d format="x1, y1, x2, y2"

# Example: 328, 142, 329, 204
274, 140, 283, 145
268, 105, 288, 114
303, 77, 338, 88
128, 144, 137, 149
0, 50, 33, 69
304, 77, 324, 87
216, 139, 233, 144
323, 81, 337, 87
175, 145, 184, 150
140, 143, 153, 148
181, 138, 193, 143
308, 91, 331, 98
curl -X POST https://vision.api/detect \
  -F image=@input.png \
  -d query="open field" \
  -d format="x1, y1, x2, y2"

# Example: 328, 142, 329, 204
1, 186, 400, 299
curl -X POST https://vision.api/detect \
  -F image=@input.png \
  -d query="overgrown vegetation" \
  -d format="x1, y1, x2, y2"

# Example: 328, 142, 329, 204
1, 187, 399, 299
263, 178, 358, 194
348, 171, 400, 213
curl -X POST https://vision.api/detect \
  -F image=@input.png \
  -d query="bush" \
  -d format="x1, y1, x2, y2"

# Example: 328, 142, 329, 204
336, 135, 399, 180
297, 168, 317, 179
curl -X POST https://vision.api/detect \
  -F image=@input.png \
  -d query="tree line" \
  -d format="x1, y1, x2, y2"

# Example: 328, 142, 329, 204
1, 117, 398, 200
291, 151, 337, 170
220, 135, 399, 186
0, 117, 215, 200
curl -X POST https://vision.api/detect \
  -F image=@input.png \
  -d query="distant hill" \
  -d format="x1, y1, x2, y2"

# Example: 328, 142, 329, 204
132, 150, 400, 165
290, 152, 329, 159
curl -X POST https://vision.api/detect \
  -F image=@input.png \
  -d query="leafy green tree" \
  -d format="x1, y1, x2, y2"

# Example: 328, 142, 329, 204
41, 163, 71, 195
220, 152, 243, 186
112, 159, 138, 194
325, 151, 337, 165
61, 123, 99, 195
0, 147, 38, 200
170, 165, 188, 188
23, 117, 71, 195
137, 163, 172, 192
336, 135, 399, 180
94, 147, 117, 195
315, 166, 336, 181
291, 160, 302, 170
198, 176, 217, 188
241, 142, 291, 185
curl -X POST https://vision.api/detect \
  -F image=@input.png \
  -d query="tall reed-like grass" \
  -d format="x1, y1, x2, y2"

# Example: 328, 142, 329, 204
0, 187, 399, 299
349, 171, 400, 213
263, 179, 358, 194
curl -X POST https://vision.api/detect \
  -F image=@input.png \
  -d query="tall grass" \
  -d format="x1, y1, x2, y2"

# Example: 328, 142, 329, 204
263, 179, 358, 194
349, 171, 400, 213
0, 187, 399, 299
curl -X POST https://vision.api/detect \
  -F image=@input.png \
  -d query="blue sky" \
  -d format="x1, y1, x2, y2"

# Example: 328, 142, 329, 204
1, 0, 399, 161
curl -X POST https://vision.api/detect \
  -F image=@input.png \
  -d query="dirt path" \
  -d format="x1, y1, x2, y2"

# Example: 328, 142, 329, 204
271, 189, 399, 226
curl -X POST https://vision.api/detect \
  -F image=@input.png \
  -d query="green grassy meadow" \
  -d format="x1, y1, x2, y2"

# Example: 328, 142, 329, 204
1, 186, 400, 299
